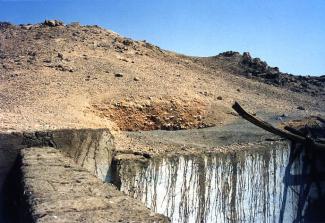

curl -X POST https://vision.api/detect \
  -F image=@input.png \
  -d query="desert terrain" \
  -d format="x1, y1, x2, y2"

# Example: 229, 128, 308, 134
0, 20, 324, 156
0, 20, 324, 223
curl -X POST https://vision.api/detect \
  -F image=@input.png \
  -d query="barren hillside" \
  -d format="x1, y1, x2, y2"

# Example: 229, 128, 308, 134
0, 20, 324, 137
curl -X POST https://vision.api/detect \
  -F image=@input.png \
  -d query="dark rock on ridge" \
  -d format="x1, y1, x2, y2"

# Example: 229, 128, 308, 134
0, 22, 12, 29
43, 20, 64, 27
208, 51, 325, 96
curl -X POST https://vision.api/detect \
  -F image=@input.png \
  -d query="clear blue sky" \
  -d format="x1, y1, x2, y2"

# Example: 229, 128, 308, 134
0, 0, 324, 76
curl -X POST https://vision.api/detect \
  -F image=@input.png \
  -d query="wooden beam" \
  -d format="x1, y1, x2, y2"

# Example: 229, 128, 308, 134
232, 102, 325, 150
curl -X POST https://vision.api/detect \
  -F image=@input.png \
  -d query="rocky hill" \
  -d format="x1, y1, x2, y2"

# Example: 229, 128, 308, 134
201, 51, 324, 96
0, 20, 324, 135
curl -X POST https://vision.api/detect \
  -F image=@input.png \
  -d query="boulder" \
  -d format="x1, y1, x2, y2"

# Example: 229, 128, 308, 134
242, 52, 252, 62
43, 20, 64, 27
57, 53, 64, 59
123, 38, 133, 46
218, 51, 240, 57
0, 22, 12, 28
68, 22, 80, 27
265, 72, 279, 79
115, 73, 123, 77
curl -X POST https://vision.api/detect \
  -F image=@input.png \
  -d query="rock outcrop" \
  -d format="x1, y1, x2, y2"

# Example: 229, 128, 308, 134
210, 51, 325, 96
42, 20, 64, 27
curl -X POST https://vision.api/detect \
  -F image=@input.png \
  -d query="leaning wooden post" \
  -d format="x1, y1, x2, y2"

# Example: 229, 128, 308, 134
232, 102, 325, 150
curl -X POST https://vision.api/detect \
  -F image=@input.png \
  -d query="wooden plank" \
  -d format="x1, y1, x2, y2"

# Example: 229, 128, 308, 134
232, 102, 325, 150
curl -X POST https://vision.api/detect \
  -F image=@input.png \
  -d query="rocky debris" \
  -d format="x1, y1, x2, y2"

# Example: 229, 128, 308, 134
120, 57, 129, 62
199, 91, 210, 96
27, 51, 37, 57
276, 113, 289, 121
122, 38, 133, 46
214, 51, 325, 96
85, 75, 91, 81
218, 51, 240, 57
41, 58, 50, 63
111, 37, 133, 53
43, 20, 64, 27
48, 64, 73, 72
242, 52, 251, 61
57, 52, 64, 59
20, 24, 35, 30
68, 22, 80, 27
115, 72, 123, 77
96, 41, 111, 48
114, 44, 128, 53
281, 113, 288, 118
284, 116, 325, 138
242, 53, 269, 73
14, 147, 170, 223
0, 22, 12, 29
92, 99, 215, 131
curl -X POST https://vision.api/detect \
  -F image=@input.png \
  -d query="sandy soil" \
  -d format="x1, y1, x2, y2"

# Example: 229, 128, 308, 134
0, 21, 324, 152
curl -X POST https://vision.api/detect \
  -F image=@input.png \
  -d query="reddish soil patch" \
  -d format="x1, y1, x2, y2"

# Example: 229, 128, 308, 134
91, 98, 215, 131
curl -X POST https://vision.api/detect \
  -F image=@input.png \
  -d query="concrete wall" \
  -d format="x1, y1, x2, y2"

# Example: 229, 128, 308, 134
50, 129, 116, 180
0, 128, 116, 200
0, 128, 117, 222
14, 147, 169, 223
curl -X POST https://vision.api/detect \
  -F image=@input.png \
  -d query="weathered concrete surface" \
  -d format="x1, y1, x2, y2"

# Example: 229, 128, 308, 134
17, 147, 169, 223
0, 128, 115, 201
20, 129, 116, 180
50, 129, 115, 180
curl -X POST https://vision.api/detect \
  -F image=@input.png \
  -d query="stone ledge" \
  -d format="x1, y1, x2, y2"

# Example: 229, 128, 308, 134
0, 128, 116, 204
19, 147, 169, 223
